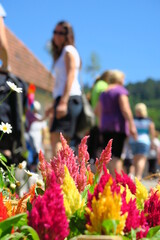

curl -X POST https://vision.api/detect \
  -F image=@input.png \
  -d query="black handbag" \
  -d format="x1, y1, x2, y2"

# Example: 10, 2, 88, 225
76, 92, 96, 136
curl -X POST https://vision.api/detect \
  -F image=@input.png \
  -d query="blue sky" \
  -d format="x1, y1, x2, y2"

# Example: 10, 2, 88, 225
1, 0, 160, 86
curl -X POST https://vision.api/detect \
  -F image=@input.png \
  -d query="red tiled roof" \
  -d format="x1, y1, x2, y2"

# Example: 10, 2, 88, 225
5, 26, 54, 92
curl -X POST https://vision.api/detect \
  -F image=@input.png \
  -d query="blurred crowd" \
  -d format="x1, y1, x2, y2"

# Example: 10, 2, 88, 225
0, 18, 160, 183
87, 69, 160, 180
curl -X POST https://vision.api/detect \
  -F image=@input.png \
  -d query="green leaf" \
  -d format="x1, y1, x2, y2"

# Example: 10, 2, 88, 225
0, 213, 27, 237
35, 187, 44, 196
0, 171, 5, 189
130, 228, 137, 240
0, 154, 7, 163
68, 209, 86, 238
0, 232, 24, 240
21, 225, 40, 240
27, 199, 33, 212
147, 226, 160, 238
122, 236, 131, 240
81, 185, 90, 202
102, 219, 119, 235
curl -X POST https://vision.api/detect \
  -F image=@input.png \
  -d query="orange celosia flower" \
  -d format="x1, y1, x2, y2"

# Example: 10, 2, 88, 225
28, 183, 36, 202
87, 170, 94, 185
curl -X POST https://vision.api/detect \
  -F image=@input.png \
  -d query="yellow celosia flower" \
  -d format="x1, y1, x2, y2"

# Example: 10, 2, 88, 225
86, 180, 127, 235
120, 185, 135, 204
62, 165, 85, 217
135, 177, 148, 209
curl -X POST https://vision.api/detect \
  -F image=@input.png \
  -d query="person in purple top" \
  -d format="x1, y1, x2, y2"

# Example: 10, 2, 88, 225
95, 70, 137, 177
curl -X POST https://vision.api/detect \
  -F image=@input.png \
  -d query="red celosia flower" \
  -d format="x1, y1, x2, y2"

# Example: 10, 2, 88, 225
115, 170, 136, 194
144, 191, 160, 227
28, 172, 69, 240
95, 139, 112, 175
0, 192, 8, 222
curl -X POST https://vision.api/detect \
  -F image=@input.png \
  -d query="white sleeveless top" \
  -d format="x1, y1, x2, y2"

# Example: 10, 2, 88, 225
53, 45, 81, 99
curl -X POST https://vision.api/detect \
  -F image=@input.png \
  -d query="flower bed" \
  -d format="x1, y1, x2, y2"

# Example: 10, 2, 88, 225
1, 133, 160, 239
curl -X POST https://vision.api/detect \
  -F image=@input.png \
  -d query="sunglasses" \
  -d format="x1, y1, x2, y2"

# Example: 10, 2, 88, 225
53, 30, 66, 36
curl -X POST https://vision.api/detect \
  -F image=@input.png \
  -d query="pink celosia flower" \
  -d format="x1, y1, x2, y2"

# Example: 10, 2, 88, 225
45, 133, 91, 192
38, 150, 52, 183
50, 133, 79, 185
115, 170, 136, 194
77, 135, 90, 165
76, 160, 87, 192
28, 172, 69, 240
95, 139, 112, 175
76, 136, 91, 192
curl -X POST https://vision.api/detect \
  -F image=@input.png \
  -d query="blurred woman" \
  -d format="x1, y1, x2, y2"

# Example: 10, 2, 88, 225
46, 21, 82, 156
88, 70, 111, 161
95, 70, 137, 177
129, 103, 155, 180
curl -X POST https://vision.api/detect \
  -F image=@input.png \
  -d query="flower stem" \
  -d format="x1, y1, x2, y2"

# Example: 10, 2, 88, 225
0, 158, 17, 182
18, 176, 29, 190
0, 132, 4, 141
0, 90, 13, 105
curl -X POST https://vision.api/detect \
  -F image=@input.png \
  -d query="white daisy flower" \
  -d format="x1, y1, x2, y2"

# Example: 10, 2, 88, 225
0, 122, 12, 134
24, 169, 33, 177
6, 81, 23, 93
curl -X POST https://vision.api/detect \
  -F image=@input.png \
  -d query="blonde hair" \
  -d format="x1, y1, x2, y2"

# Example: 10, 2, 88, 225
108, 70, 125, 85
135, 103, 148, 118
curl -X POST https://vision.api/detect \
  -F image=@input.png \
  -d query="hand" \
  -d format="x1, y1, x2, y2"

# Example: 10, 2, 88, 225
45, 107, 53, 118
56, 102, 68, 119
130, 125, 137, 140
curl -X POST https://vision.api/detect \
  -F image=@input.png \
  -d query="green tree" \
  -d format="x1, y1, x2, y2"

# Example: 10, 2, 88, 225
85, 52, 101, 79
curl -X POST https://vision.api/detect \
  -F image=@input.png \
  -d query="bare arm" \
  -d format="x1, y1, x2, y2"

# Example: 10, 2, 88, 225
56, 51, 75, 119
0, 17, 8, 69
119, 95, 137, 139
149, 121, 156, 145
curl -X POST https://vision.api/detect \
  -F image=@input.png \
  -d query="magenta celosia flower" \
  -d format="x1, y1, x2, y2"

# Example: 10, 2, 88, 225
95, 139, 112, 175
136, 211, 149, 239
122, 198, 141, 232
144, 191, 160, 227
115, 170, 136, 194
121, 195, 148, 238
28, 172, 69, 240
